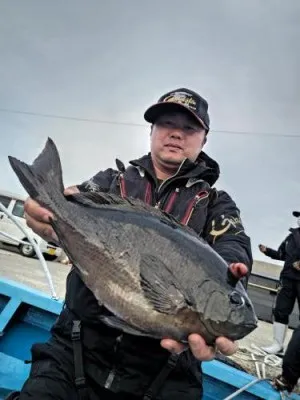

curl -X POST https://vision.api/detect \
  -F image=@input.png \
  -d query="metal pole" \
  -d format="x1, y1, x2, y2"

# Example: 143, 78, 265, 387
0, 202, 58, 300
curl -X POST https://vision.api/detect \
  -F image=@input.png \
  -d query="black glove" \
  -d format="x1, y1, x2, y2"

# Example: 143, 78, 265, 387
272, 374, 295, 393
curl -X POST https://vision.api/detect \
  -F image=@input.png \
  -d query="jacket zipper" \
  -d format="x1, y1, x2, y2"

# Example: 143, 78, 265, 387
156, 159, 186, 195
180, 190, 209, 225
144, 181, 152, 204
153, 159, 186, 209
163, 188, 179, 213
119, 174, 127, 198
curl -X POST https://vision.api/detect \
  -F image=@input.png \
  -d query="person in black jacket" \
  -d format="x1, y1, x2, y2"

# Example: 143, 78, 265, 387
12, 88, 253, 400
259, 211, 300, 355
272, 324, 300, 393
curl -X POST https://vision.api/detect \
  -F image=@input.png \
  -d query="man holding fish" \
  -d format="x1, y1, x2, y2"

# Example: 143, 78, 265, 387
7, 88, 255, 400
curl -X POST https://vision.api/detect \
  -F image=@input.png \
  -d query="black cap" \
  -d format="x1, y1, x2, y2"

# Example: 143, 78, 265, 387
144, 88, 210, 132
293, 211, 300, 217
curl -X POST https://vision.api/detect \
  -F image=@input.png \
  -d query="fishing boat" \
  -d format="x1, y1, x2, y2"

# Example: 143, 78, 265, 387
0, 202, 299, 400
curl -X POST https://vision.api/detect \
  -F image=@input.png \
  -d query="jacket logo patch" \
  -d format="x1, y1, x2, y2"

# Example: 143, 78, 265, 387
209, 215, 244, 242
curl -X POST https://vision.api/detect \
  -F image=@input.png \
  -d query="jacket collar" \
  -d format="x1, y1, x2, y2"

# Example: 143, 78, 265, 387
129, 151, 220, 186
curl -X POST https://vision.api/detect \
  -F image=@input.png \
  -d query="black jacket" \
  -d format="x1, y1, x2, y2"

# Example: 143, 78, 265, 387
51, 151, 252, 399
265, 228, 300, 280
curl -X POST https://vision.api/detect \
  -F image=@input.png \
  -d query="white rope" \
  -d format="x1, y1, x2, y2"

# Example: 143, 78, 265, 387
0, 201, 58, 300
223, 377, 295, 400
223, 378, 269, 399
234, 344, 282, 368
223, 343, 298, 398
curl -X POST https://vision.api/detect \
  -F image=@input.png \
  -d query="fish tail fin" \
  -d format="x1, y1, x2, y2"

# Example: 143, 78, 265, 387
8, 137, 65, 210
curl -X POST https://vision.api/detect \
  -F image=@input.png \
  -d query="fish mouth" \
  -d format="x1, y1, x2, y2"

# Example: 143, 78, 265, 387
229, 322, 258, 340
203, 319, 227, 340
230, 321, 257, 338
244, 322, 258, 331
204, 319, 257, 342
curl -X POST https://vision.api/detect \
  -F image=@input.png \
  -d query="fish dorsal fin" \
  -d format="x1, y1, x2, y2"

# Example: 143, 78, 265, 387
68, 191, 196, 235
139, 253, 188, 315
67, 191, 129, 206
68, 191, 155, 209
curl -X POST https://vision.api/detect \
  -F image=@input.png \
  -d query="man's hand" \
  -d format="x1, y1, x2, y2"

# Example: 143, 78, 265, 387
161, 335, 238, 361
272, 374, 295, 393
24, 186, 79, 243
229, 262, 248, 279
258, 244, 267, 253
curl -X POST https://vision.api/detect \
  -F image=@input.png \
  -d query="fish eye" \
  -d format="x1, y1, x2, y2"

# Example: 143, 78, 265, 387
229, 291, 245, 308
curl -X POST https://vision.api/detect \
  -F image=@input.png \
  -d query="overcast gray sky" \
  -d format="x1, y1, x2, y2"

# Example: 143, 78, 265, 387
1, 0, 299, 263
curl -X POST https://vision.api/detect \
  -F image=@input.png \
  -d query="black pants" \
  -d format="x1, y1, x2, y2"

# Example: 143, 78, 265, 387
282, 325, 300, 385
273, 278, 300, 324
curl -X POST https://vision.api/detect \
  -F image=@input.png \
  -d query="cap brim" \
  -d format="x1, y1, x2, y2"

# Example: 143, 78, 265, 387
144, 102, 208, 130
293, 211, 300, 217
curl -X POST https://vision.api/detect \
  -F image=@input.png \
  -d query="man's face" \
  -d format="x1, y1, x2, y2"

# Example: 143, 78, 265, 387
150, 112, 206, 167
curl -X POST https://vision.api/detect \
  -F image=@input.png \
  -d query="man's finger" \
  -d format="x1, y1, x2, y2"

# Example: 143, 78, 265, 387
25, 214, 58, 243
160, 339, 185, 354
188, 334, 215, 361
24, 198, 53, 223
64, 186, 79, 195
215, 337, 238, 356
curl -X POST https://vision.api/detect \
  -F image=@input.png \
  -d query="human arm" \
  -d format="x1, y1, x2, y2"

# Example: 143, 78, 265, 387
259, 241, 286, 261
202, 190, 253, 286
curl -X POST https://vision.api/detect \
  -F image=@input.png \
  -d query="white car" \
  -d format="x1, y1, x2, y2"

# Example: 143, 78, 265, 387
0, 190, 62, 260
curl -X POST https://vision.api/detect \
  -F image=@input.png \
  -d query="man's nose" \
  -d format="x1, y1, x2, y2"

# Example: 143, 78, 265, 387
169, 129, 183, 139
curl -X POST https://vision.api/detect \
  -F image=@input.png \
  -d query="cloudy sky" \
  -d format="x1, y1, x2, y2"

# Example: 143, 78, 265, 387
1, 0, 299, 263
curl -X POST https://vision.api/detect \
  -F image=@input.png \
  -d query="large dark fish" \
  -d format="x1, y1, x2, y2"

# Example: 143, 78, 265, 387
8, 138, 257, 344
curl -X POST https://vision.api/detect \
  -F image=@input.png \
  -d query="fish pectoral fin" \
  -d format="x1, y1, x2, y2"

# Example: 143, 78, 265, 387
139, 253, 187, 315
99, 315, 150, 337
